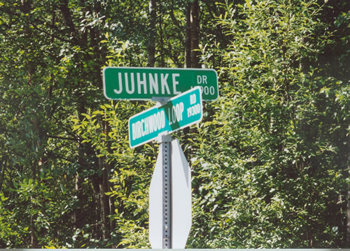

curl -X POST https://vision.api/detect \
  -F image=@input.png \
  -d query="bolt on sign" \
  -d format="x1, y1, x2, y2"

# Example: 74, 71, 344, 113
103, 67, 218, 101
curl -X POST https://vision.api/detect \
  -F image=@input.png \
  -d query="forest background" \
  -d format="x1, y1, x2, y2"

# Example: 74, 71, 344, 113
0, 0, 349, 248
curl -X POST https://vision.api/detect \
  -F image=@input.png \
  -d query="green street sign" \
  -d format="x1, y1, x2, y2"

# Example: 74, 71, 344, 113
129, 87, 202, 148
103, 67, 218, 101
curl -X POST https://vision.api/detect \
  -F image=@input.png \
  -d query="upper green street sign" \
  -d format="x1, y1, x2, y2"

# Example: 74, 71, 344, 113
128, 87, 202, 148
103, 67, 218, 101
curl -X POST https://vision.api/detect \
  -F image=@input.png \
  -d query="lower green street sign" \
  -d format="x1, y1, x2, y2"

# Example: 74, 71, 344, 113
103, 67, 218, 101
129, 87, 202, 148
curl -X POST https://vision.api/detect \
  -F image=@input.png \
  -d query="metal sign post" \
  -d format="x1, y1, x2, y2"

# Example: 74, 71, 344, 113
155, 95, 173, 249
102, 67, 218, 249
149, 136, 192, 249
160, 134, 172, 248
145, 91, 201, 249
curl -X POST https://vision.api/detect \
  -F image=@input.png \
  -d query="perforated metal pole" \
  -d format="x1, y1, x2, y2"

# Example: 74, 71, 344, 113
160, 134, 172, 249
154, 97, 173, 249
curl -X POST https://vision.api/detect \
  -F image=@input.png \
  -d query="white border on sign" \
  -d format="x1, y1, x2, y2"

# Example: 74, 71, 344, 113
102, 67, 218, 101
128, 86, 203, 148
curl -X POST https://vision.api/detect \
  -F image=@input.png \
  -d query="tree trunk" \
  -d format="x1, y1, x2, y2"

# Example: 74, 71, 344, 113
185, 2, 192, 68
109, 192, 116, 232
184, 0, 201, 160
347, 177, 350, 246
185, 0, 200, 68
190, 0, 200, 68
30, 214, 38, 248
147, 0, 157, 67
74, 101, 87, 229
0, 157, 6, 191
99, 158, 111, 240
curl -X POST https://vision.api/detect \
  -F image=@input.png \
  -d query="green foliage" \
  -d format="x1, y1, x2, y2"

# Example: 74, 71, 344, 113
187, 0, 350, 248
0, 0, 349, 248
72, 102, 155, 248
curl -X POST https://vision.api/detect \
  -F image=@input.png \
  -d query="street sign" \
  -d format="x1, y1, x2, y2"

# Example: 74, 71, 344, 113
101, 67, 217, 249
103, 67, 218, 101
149, 139, 192, 249
128, 87, 202, 148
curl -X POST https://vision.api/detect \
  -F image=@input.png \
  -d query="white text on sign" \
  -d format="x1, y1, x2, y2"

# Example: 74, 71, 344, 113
168, 103, 184, 126
190, 75, 215, 97
132, 111, 166, 141
187, 104, 201, 118
197, 75, 208, 84
114, 73, 181, 95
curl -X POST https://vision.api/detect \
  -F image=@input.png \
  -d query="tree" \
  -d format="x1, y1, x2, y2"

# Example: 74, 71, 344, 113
188, 0, 350, 248
0, 0, 349, 248
185, 0, 200, 68
147, 0, 157, 67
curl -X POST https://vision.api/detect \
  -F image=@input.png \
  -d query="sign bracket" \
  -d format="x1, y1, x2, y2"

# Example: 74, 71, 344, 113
152, 97, 171, 105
